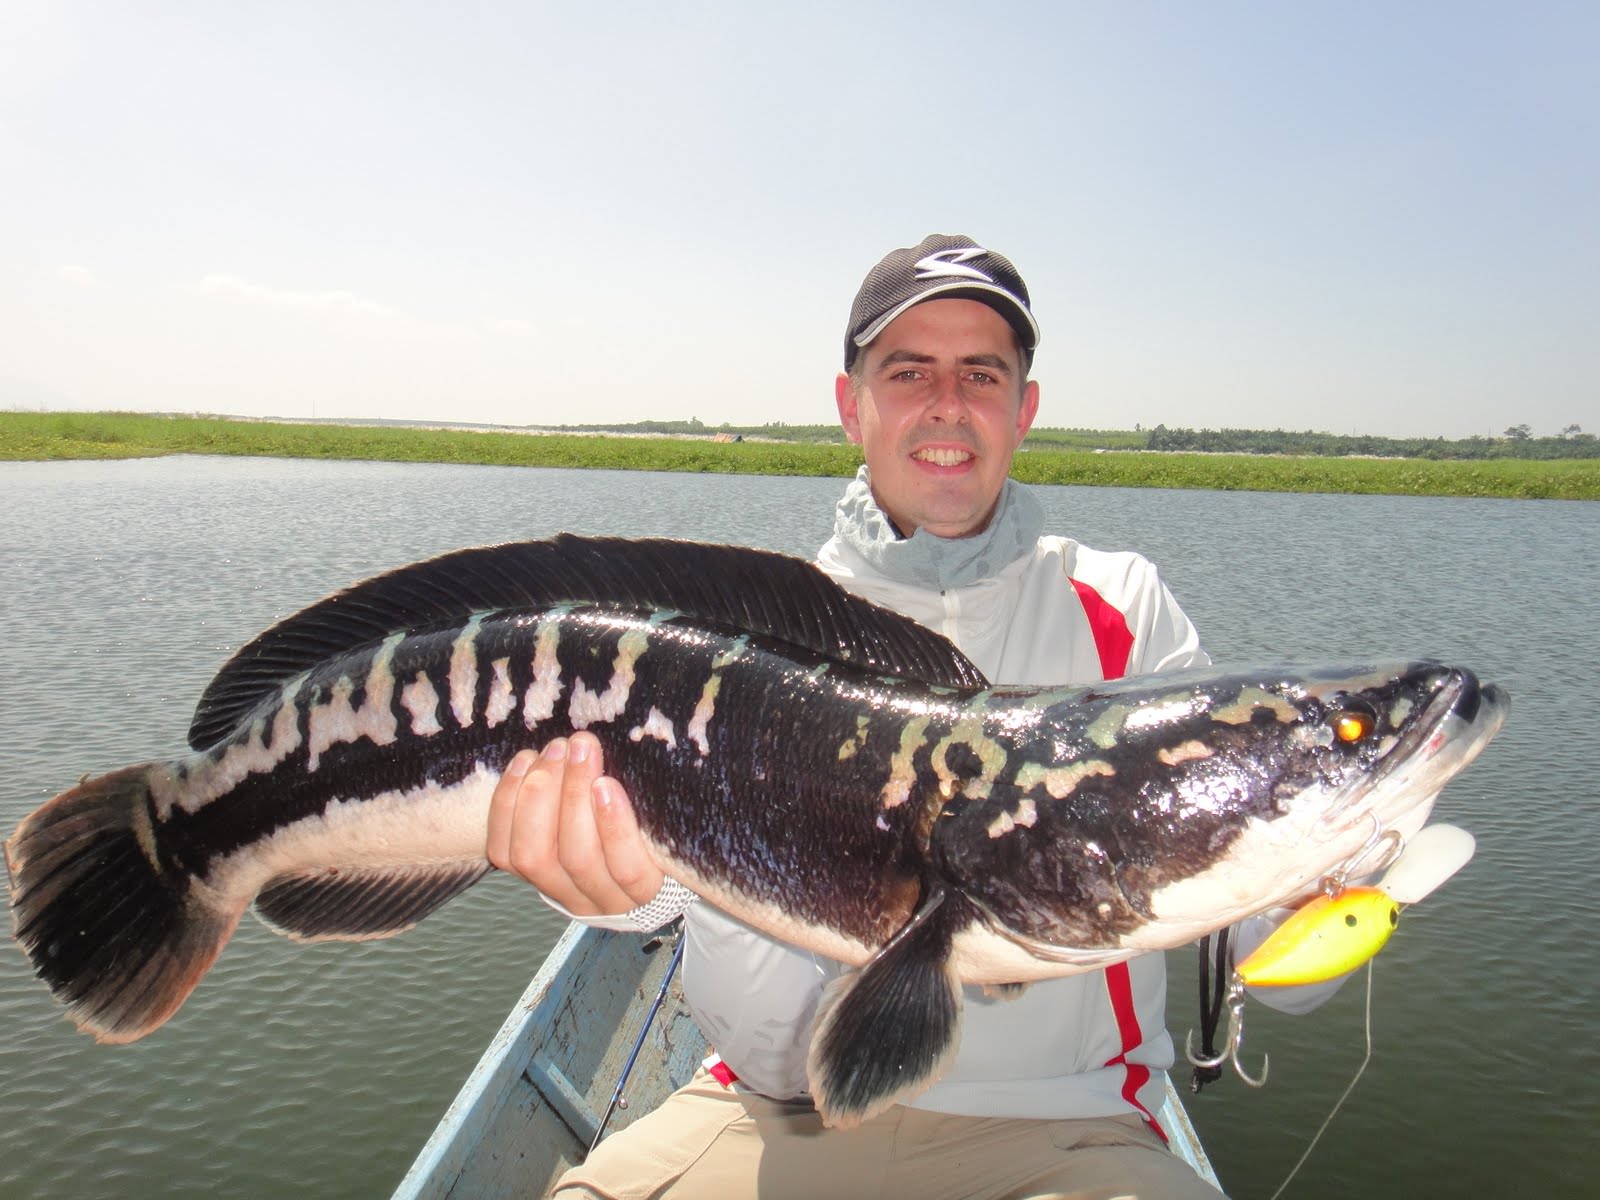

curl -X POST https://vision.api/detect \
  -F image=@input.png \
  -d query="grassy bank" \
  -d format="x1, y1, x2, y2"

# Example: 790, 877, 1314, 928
3, 411, 1596, 500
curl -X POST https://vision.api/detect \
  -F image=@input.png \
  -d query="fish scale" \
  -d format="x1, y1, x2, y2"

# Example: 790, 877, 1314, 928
4, 535, 1508, 1130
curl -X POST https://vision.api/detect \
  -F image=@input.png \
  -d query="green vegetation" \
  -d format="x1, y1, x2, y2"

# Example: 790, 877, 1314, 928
1012, 446, 1597, 499
0, 411, 860, 476
3, 411, 1597, 500
545, 417, 851, 445
1144, 423, 1599, 460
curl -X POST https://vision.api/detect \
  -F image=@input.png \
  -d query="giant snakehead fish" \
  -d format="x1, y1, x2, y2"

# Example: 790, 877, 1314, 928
4, 535, 1508, 1126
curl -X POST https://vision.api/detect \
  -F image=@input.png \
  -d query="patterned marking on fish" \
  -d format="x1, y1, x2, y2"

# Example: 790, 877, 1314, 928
1157, 740, 1215, 767
880, 716, 931, 809
838, 715, 870, 761
310, 633, 403, 770
484, 657, 515, 728
930, 717, 1008, 800
1013, 759, 1117, 798
569, 625, 649, 729
629, 706, 677, 749
446, 614, 485, 729
401, 671, 443, 737
1211, 686, 1299, 726
1123, 693, 1201, 731
985, 797, 1038, 838
1084, 702, 1134, 749
150, 678, 308, 820
523, 612, 564, 726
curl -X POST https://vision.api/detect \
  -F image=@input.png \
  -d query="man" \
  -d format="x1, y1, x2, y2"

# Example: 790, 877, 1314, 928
486, 235, 1225, 1197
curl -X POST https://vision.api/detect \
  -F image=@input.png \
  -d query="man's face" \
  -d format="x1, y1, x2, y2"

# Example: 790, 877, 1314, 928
836, 298, 1040, 539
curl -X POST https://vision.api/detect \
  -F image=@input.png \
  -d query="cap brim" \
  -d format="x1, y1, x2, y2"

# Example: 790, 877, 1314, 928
851, 281, 1040, 354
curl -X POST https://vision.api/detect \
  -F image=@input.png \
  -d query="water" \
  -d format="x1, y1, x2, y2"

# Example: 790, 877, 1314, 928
1, 457, 1594, 1198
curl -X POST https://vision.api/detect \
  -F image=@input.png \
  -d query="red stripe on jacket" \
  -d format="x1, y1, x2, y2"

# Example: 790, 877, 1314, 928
1070, 578, 1134, 681
1102, 962, 1167, 1142
1074, 575, 1166, 1138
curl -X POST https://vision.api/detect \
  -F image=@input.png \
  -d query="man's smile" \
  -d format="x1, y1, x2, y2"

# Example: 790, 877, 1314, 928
911, 446, 976, 468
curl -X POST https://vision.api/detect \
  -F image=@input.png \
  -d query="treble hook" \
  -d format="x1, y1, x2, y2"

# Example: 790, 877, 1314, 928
1325, 815, 1405, 895
1185, 972, 1269, 1087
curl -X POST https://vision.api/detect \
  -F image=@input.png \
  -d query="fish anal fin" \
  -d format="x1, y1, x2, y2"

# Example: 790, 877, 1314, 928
806, 886, 965, 1129
255, 861, 490, 942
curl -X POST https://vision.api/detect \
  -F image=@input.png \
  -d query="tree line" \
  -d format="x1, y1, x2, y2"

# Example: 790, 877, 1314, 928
1142, 424, 1599, 461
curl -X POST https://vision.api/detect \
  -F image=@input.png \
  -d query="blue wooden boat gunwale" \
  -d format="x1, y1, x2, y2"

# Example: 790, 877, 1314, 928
393, 922, 1221, 1198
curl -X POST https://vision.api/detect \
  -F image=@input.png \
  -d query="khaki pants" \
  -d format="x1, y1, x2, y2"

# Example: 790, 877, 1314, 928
553, 1069, 1226, 1200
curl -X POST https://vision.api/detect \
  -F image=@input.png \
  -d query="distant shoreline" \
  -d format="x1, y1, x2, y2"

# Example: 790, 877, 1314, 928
2, 411, 1595, 500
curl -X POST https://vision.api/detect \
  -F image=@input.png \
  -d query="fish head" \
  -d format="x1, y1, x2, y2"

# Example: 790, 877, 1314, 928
934, 661, 1508, 977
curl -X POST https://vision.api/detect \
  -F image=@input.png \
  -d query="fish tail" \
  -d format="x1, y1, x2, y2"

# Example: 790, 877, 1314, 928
5, 765, 242, 1043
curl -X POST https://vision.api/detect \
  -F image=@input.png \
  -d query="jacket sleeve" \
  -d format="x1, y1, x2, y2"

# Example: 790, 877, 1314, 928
534, 876, 698, 933
1124, 560, 1211, 677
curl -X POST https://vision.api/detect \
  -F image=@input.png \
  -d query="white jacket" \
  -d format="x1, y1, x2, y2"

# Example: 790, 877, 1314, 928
678, 528, 1210, 1128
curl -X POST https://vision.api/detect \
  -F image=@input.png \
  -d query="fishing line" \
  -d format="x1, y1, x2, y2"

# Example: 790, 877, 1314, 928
1266, 959, 1376, 1200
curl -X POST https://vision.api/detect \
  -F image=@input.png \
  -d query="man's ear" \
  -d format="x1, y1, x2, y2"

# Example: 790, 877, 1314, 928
1014, 379, 1041, 446
835, 372, 864, 445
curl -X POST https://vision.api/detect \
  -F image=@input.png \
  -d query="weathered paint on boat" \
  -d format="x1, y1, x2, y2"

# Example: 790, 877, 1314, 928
392, 923, 1222, 1198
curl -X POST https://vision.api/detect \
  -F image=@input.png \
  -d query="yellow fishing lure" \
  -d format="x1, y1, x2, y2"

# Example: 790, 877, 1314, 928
1236, 886, 1400, 986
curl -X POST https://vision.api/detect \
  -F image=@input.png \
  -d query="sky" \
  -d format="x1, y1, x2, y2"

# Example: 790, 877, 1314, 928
1, 1, 1595, 440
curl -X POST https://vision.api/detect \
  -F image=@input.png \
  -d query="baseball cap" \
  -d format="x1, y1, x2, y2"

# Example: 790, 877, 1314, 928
844, 233, 1040, 371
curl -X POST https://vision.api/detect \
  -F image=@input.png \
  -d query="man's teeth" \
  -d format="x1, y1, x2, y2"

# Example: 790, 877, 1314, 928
915, 448, 972, 467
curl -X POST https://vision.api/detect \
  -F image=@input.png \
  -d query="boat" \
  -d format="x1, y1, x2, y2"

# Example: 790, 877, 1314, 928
393, 922, 1222, 1198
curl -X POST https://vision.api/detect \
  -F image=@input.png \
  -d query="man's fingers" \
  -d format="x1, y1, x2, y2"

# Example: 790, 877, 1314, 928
487, 736, 666, 918
591, 777, 667, 906
496, 740, 594, 913
485, 748, 537, 869
554, 734, 639, 915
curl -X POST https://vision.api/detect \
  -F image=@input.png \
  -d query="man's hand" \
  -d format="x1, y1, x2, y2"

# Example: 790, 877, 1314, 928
485, 733, 666, 917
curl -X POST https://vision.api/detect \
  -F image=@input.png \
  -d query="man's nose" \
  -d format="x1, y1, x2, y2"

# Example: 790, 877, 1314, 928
925, 373, 968, 422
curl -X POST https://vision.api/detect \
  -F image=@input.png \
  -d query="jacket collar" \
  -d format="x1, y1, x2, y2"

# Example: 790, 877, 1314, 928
831, 465, 1044, 591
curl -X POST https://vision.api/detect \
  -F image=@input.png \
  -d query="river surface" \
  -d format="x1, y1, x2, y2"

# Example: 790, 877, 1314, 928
1, 456, 1594, 1198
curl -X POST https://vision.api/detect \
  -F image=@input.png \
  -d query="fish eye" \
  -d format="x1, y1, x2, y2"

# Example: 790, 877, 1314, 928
1331, 706, 1375, 744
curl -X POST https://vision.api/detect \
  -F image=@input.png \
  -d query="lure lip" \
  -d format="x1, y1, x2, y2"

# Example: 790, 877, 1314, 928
1378, 822, 1477, 905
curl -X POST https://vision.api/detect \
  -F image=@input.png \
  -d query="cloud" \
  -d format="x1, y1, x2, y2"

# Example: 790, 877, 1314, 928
488, 317, 540, 338
190, 274, 546, 354
57, 264, 100, 287
193, 273, 406, 323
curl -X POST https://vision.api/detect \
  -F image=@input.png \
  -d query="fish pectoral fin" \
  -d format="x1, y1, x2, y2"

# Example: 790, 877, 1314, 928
254, 861, 491, 942
805, 886, 966, 1129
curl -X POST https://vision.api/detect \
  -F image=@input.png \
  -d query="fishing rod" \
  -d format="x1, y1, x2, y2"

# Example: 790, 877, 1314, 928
587, 928, 686, 1156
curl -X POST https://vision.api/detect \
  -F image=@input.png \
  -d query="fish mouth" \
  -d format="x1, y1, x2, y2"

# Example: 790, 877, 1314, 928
1376, 667, 1506, 787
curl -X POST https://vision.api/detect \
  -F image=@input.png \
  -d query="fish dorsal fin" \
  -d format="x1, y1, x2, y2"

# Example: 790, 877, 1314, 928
187, 535, 989, 750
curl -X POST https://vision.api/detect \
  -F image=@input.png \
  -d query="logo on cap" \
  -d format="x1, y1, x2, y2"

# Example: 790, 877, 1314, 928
912, 247, 994, 284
